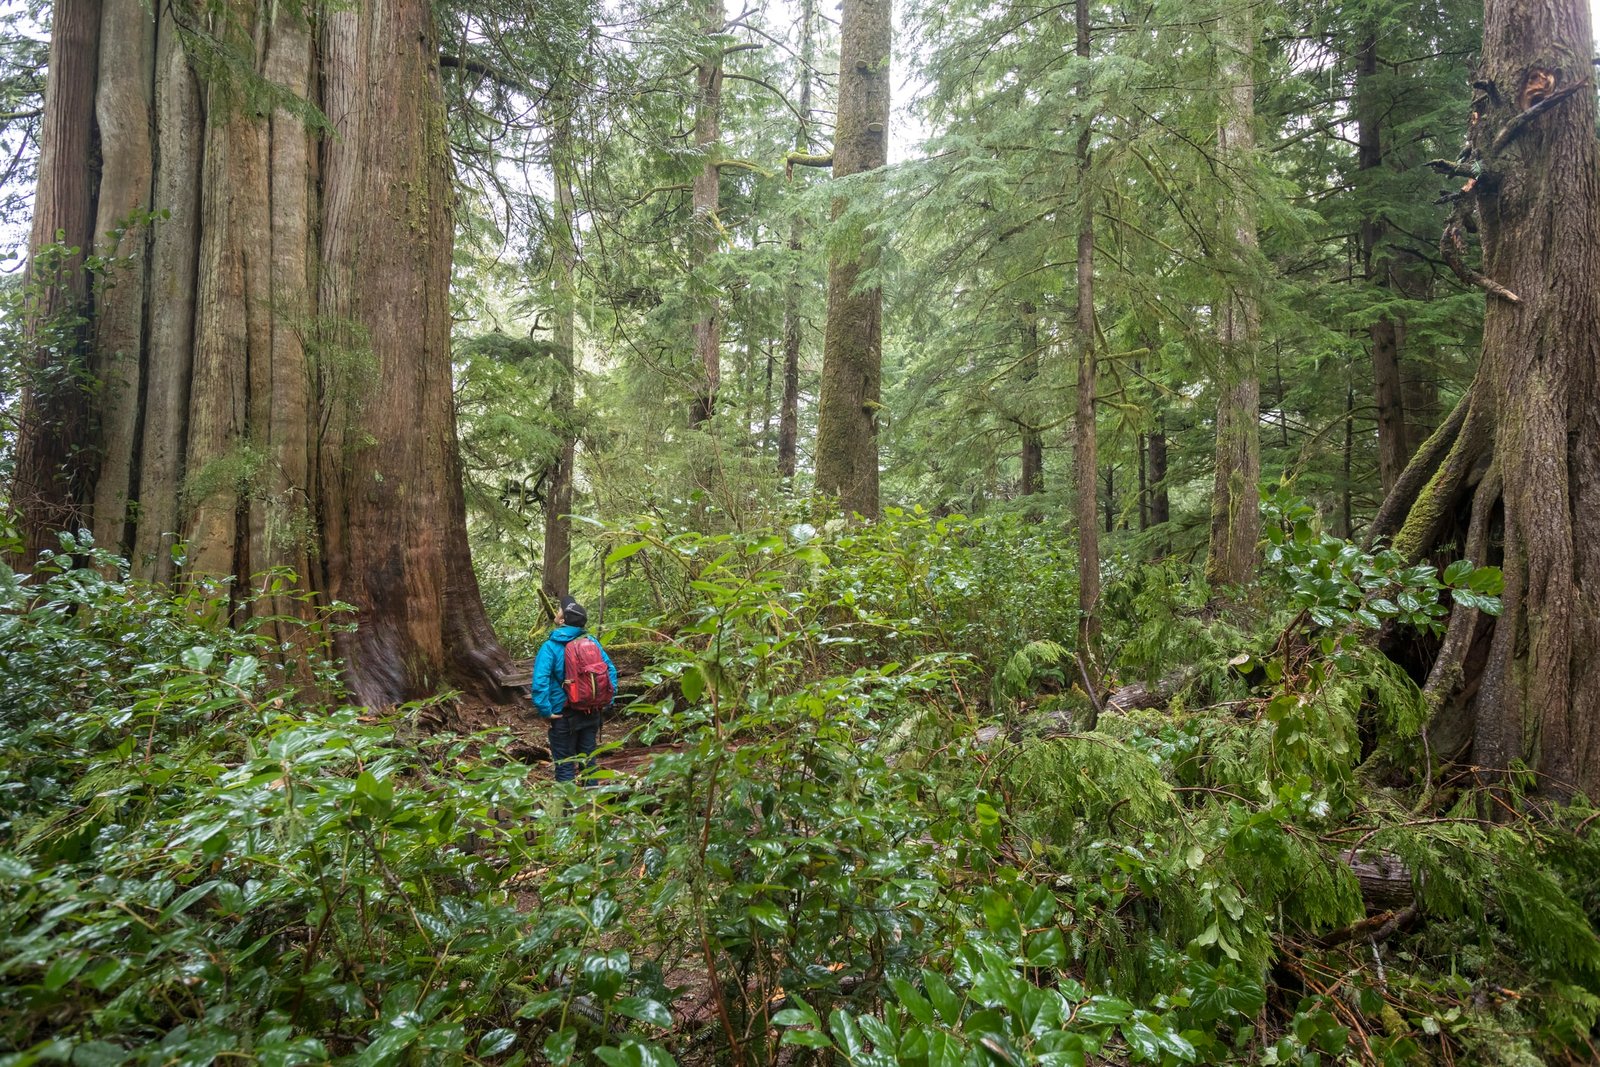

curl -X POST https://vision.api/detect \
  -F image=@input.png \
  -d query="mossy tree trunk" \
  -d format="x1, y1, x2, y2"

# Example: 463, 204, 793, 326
688, 0, 724, 427
543, 105, 578, 602
10, 1, 511, 707
1374, 0, 1600, 797
813, 0, 889, 520
1204, 2, 1262, 589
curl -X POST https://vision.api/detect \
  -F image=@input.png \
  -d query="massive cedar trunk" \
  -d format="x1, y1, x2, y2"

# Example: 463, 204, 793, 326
813, 0, 889, 519
777, 0, 815, 483
11, 1, 510, 706
1380, 0, 1600, 796
9, 0, 100, 564
1071, 0, 1099, 654
688, 0, 724, 426
87, 0, 152, 554
543, 108, 578, 602
1204, 3, 1262, 588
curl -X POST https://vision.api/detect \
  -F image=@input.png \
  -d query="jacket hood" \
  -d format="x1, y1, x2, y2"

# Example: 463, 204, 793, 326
549, 625, 586, 643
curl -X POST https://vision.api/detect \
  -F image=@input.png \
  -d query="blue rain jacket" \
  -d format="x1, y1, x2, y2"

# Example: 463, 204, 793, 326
530, 625, 619, 718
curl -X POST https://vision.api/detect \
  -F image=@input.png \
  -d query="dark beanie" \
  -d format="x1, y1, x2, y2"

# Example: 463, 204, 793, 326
560, 595, 588, 628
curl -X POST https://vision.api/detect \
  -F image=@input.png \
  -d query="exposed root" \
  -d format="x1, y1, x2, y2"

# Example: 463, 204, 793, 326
1366, 392, 1470, 550
1389, 395, 1493, 564
1421, 463, 1502, 766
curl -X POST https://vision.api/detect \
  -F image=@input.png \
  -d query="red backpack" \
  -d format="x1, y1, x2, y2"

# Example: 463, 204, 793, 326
562, 636, 614, 712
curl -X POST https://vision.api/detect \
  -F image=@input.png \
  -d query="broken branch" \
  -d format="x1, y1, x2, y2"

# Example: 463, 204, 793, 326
1489, 79, 1590, 156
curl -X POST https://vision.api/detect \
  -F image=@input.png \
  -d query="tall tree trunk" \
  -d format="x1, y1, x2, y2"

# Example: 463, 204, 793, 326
1379, 0, 1600, 797
1204, 2, 1262, 588
1072, 0, 1100, 653
1138, 433, 1148, 531
87, 0, 153, 556
9, 0, 101, 565
13, 1, 511, 706
777, 0, 814, 483
318, 0, 508, 703
543, 107, 578, 602
1341, 378, 1355, 540
1357, 28, 1410, 494
1103, 466, 1115, 534
1018, 301, 1043, 499
132, 10, 202, 585
1149, 422, 1170, 527
689, 0, 724, 426
813, 0, 889, 519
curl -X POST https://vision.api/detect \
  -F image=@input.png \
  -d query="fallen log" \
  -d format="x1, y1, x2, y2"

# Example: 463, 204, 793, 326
1104, 666, 1200, 713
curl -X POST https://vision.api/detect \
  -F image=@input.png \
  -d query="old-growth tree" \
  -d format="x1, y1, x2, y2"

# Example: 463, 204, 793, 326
1373, 0, 1600, 795
9, 2, 510, 705
9, 0, 97, 565
813, 0, 890, 519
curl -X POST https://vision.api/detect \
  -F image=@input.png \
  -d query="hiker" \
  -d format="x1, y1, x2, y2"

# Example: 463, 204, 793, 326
531, 595, 618, 783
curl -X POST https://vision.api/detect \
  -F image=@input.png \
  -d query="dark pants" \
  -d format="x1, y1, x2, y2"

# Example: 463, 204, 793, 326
548, 711, 602, 783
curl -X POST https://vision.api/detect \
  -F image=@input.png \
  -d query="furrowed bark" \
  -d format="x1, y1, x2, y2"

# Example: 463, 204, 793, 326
1387, 0, 1600, 798
133, 9, 202, 584
319, 0, 509, 704
18, 0, 513, 707
9, 0, 101, 565
813, 0, 890, 520
250, 15, 317, 639
88, 0, 153, 557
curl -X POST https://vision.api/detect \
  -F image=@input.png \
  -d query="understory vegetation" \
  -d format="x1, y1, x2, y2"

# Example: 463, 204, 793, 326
4, 505, 1597, 1066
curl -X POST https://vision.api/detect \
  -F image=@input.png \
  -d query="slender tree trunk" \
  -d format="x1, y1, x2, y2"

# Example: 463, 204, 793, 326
777, 0, 814, 483
9, 0, 101, 565
1149, 422, 1170, 527
1018, 302, 1043, 499
1103, 466, 1116, 534
1341, 379, 1355, 540
1204, 2, 1262, 588
813, 0, 889, 519
689, 0, 724, 426
1138, 433, 1148, 531
14, 0, 511, 706
1357, 29, 1410, 494
1072, 0, 1100, 653
543, 107, 578, 602
1381, 0, 1600, 796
